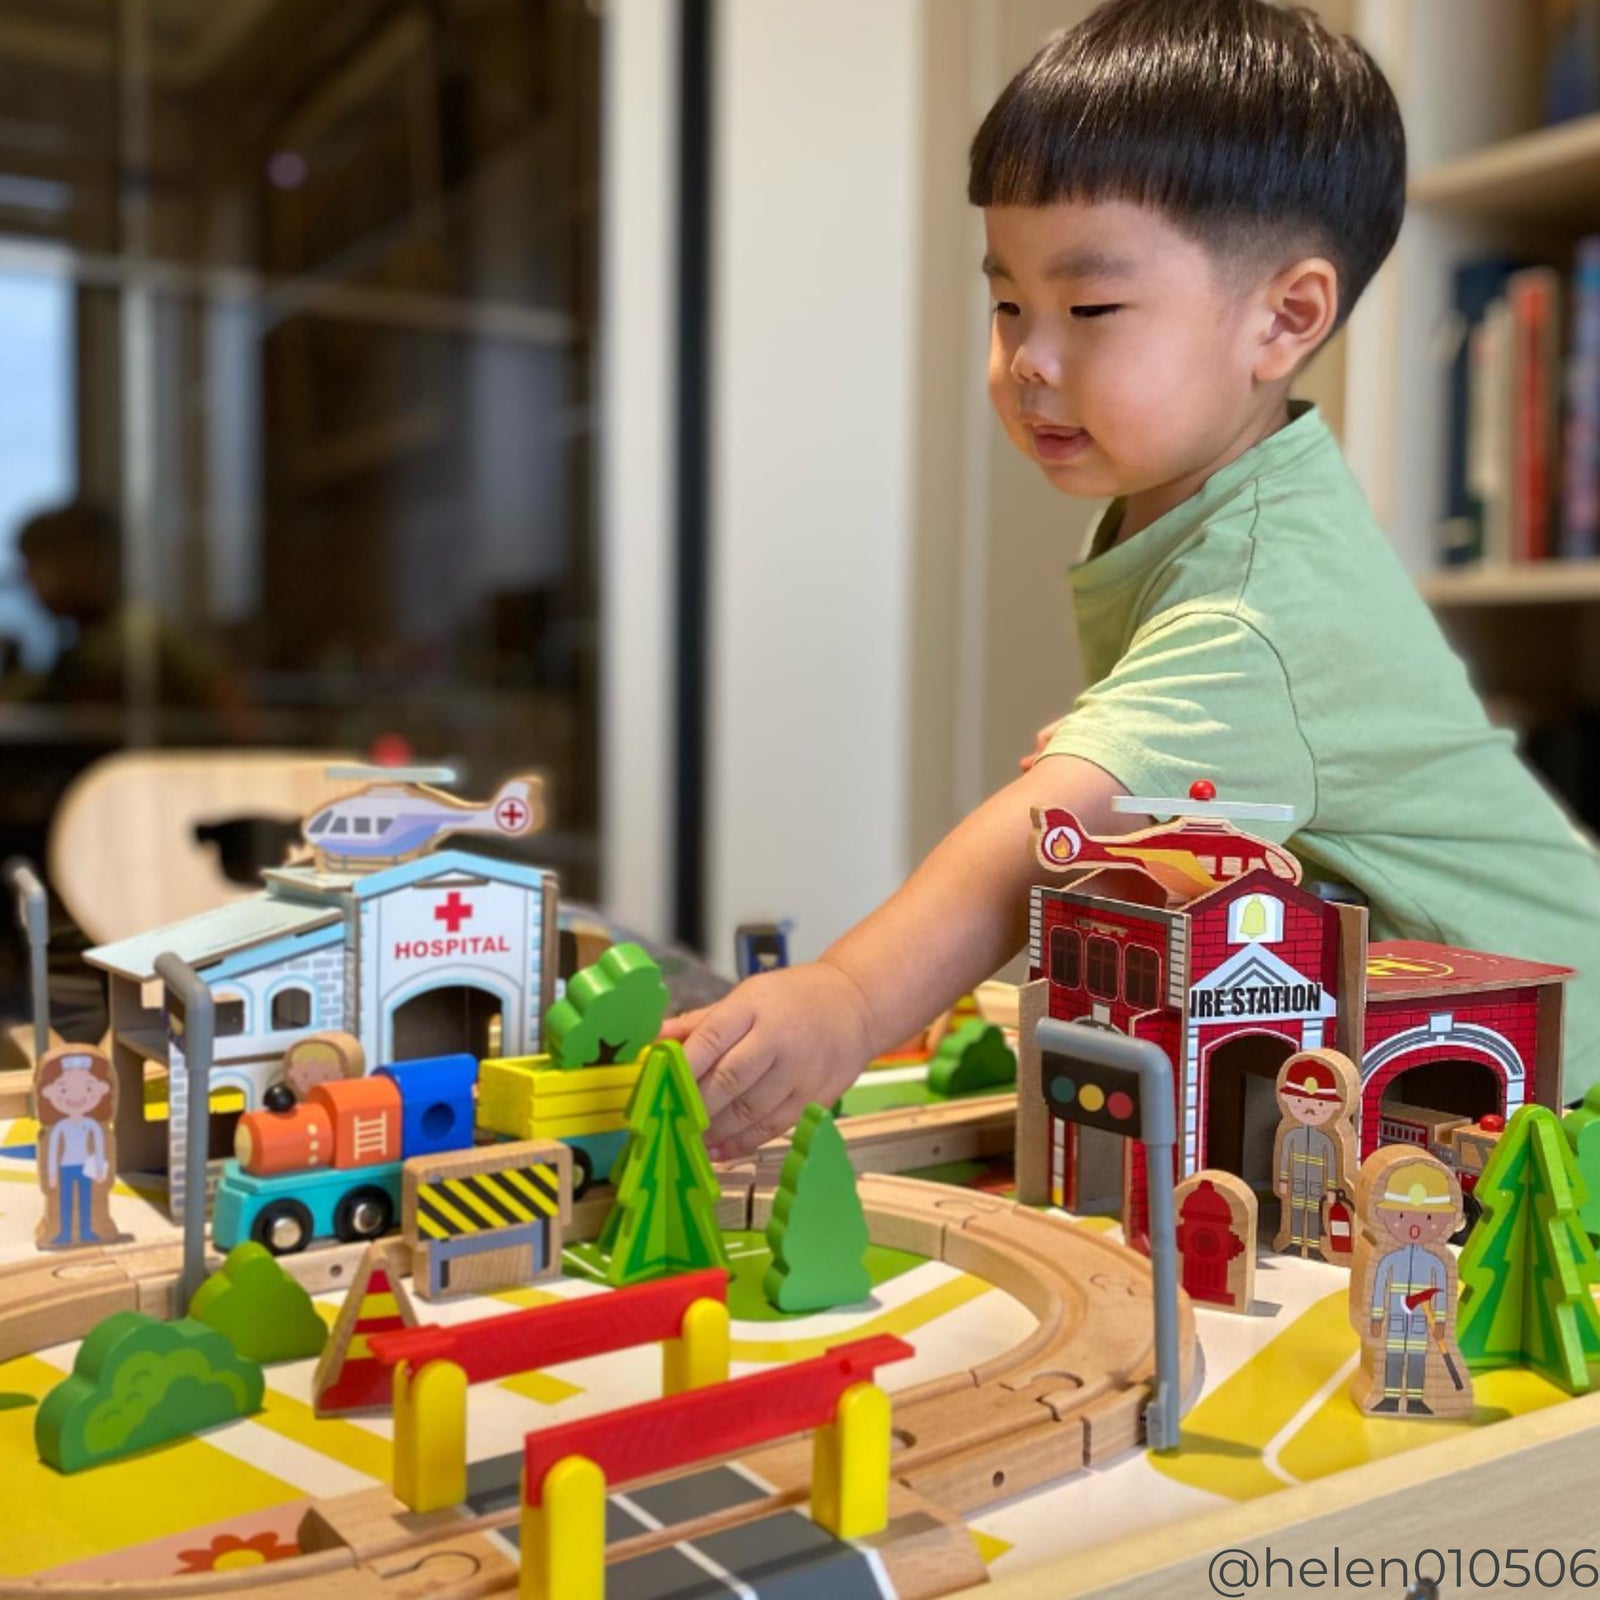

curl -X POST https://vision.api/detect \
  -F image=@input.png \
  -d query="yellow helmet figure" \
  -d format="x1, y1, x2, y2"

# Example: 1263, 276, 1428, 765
1377, 1159, 1454, 1213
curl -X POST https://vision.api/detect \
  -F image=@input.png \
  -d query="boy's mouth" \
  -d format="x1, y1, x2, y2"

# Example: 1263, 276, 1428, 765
1025, 421, 1091, 464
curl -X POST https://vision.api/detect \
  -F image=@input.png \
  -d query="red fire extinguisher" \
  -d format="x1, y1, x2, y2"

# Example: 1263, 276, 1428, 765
1326, 1188, 1354, 1257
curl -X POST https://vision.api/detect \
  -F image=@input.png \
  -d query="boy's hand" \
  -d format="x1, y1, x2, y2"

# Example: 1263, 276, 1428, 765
1021, 717, 1064, 772
659, 961, 877, 1161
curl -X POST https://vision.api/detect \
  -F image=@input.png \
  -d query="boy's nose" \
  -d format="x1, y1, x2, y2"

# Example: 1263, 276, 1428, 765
1010, 339, 1061, 386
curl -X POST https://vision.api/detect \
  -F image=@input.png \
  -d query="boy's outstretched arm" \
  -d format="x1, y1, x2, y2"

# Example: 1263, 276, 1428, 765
662, 754, 1135, 1159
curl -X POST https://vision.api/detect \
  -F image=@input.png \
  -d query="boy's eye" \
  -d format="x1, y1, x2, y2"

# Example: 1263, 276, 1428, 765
1071, 303, 1122, 319
992, 300, 1020, 318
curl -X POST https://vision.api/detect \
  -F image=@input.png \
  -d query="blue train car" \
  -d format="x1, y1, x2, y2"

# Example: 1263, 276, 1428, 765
213, 1160, 403, 1254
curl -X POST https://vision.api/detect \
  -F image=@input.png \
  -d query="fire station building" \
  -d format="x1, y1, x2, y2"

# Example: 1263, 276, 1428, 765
1017, 862, 1570, 1213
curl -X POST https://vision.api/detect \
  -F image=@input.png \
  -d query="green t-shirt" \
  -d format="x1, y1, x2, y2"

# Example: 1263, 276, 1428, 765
1043, 401, 1600, 1095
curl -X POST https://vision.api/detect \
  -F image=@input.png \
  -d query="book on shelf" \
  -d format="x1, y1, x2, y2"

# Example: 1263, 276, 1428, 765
1444, 243, 1600, 567
1544, 0, 1600, 124
1438, 257, 1522, 567
1562, 236, 1600, 560
1464, 291, 1515, 566
1510, 266, 1560, 564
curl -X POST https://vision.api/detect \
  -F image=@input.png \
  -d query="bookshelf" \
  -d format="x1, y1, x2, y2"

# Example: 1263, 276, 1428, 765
1409, 108, 1600, 223
1349, 3, 1600, 827
1419, 558, 1600, 607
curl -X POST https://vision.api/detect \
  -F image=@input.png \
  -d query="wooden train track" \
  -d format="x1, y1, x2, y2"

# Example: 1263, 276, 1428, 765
0, 1175, 1193, 1600
751, 1093, 1017, 1187
0, 1094, 1015, 1362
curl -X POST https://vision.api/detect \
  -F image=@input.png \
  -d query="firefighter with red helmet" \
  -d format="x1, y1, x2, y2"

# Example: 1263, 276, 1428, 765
1272, 1053, 1353, 1259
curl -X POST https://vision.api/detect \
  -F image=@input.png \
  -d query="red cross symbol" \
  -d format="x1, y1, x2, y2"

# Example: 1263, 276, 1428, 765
496, 797, 528, 831
434, 891, 474, 933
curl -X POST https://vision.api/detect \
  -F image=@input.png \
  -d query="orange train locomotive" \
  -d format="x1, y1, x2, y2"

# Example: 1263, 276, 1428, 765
213, 1055, 476, 1254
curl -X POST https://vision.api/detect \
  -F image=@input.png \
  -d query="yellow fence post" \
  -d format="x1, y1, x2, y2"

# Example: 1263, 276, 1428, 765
392, 1357, 469, 1513
662, 1296, 730, 1395
811, 1381, 892, 1540
519, 1455, 607, 1600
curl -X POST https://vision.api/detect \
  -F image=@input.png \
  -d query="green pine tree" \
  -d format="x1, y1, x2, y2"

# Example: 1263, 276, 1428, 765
764, 1104, 871, 1313
1458, 1104, 1600, 1392
1563, 1084, 1600, 1239
604, 1041, 728, 1286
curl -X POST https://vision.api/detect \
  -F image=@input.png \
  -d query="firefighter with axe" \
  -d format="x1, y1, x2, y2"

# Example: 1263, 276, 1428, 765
1353, 1151, 1473, 1418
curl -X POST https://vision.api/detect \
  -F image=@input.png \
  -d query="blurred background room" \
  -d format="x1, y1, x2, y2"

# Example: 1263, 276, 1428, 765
0, 0, 1597, 1047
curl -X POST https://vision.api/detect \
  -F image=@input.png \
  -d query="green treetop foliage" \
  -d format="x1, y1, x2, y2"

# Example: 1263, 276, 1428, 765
928, 1019, 1017, 1097
191, 1242, 328, 1364
1458, 1104, 1600, 1392
1563, 1083, 1600, 1239
546, 942, 670, 1070
764, 1104, 871, 1313
36, 1311, 264, 1472
604, 1041, 728, 1286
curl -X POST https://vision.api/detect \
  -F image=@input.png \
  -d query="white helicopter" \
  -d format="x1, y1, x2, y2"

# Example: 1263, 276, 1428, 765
300, 766, 545, 871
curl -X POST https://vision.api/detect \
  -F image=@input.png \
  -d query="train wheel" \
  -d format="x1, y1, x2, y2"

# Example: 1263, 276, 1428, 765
252, 1198, 314, 1256
334, 1186, 395, 1243
572, 1148, 595, 1198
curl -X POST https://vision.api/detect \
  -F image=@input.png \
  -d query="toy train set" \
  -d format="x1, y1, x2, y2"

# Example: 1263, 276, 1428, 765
11, 764, 1600, 1600
213, 1044, 636, 1254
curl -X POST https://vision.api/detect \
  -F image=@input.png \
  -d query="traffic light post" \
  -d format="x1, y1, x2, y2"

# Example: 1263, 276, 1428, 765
155, 953, 215, 1318
1035, 1019, 1182, 1452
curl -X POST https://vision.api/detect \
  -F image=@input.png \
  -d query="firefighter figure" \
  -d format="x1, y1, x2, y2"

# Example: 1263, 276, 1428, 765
1270, 1049, 1358, 1262
1350, 1148, 1473, 1419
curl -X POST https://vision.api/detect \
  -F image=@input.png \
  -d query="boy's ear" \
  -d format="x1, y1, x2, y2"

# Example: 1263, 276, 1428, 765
1254, 256, 1339, 382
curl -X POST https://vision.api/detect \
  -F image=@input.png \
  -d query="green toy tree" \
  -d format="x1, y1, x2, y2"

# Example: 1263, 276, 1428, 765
1564, 1084, 1600, 1239
764, 1104, 871, 1313
603, 1041, 728, 1286
191, 1242, 328, 1364
36, 1311, 264, 1472
545, 942, 670, 1069
927, 1019, 1017, 1098
1458, 1104, 1600, 1392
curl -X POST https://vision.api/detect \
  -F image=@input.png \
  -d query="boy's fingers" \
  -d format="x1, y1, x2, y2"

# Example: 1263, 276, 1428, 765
695, 1027, 774, 1121
703, 1056, 795, 1154
710, 1088, 813, 1162
656, 1007, 706, 1043
676, 1001, 757, 1082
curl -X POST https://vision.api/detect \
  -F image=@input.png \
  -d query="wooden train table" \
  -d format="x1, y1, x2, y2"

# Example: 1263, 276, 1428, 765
1, 1097, 1598, 1599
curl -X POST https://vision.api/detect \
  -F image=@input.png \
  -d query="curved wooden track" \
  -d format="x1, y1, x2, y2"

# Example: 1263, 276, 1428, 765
0, 1176, 1196, 1599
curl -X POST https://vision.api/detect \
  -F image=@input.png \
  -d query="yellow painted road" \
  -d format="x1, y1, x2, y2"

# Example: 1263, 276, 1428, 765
0, 1353, 300, 1576
730, 1273, 995, 1364
1156, 1290, 1576, 1502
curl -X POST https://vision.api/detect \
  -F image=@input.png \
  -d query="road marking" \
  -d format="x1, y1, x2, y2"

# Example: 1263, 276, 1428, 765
1260, 1351, 1358, 1487
610, 1489, 758, 1600
729, 1273, 992, 1363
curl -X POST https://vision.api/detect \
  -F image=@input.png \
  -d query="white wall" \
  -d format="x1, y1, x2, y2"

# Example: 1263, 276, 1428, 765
599, 0, 677, 938
705, 0, 923, 960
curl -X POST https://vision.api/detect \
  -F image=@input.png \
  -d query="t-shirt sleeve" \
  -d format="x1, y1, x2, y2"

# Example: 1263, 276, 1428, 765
1041, 607, 1317, 835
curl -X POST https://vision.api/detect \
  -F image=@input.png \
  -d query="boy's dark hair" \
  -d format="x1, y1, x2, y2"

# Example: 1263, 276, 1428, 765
969, 0, 1405, 328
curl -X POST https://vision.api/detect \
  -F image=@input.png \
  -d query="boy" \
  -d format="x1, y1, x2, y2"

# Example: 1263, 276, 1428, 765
666, 0, 1600, 1159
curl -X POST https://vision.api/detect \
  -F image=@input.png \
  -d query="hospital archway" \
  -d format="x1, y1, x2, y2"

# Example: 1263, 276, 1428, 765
390, 983, 503, 1062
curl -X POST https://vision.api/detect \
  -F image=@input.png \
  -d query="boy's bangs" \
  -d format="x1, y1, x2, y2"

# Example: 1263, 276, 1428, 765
968, 0, 1405, 322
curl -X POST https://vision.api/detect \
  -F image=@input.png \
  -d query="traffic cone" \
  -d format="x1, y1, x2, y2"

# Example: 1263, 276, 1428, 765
313, 1242, 420, 1416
